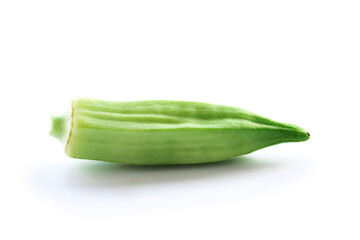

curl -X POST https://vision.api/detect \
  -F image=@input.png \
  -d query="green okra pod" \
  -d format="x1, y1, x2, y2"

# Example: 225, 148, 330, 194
50, 98, 309, 165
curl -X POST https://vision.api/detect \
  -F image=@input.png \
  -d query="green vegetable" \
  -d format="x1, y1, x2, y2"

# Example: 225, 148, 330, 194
50, 98, 309, 165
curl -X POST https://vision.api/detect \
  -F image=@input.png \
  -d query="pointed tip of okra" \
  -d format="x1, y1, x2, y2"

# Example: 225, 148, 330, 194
299, 125, 310, 140
304, 131, 310, 141
277, 122, 310, 142
292, 126, 310, 142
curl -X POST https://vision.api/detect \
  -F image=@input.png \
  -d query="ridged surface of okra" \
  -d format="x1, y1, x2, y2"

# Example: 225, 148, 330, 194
50, 98, 309, 165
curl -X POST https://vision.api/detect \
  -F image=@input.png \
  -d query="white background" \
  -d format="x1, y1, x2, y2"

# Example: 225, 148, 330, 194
1, 0, 359, 239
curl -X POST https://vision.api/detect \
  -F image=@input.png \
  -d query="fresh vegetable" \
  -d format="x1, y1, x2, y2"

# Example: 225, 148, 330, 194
50, 98, 309, 165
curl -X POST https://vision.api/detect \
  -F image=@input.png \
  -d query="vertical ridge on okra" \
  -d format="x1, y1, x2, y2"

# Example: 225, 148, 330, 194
50, 98, 309, 165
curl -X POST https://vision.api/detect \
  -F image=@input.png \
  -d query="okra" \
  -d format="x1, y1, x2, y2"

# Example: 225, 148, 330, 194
50, 98, 309, 165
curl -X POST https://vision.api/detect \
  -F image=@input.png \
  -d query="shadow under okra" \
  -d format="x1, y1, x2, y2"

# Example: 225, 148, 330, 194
67, 156, 282, 188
